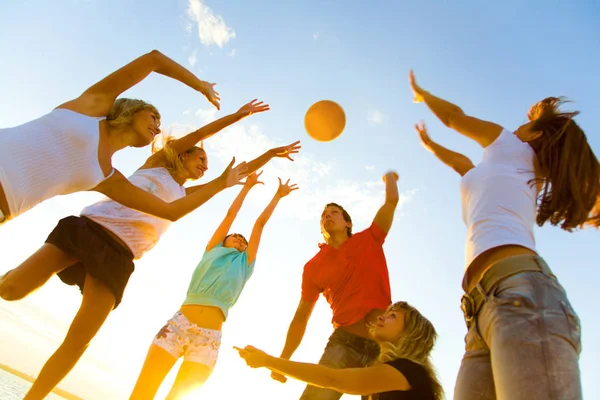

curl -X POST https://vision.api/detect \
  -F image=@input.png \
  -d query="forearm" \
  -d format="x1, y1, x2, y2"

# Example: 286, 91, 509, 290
168, 176, 227, 221
384, 176, 399, 205
152, 50, 205, 92
227, 186, 252, 216
420, 90, 464, 127
265, 357, 343, 391
245, 150, 274, 175
280, 319, 307, 359
172, 112, 244, 154
256, 195, 281, 226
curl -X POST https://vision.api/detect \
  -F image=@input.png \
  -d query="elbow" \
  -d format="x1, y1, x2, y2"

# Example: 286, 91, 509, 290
445, 109, 465, 129
147, 49, 164, 67
165, 207, 181, 222
386, 196, 399, 206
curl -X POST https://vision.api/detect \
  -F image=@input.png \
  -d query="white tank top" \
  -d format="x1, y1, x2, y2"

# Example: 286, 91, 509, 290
0, 108, 112, 218
81, 167, 185, 259
460, 129, 538, 270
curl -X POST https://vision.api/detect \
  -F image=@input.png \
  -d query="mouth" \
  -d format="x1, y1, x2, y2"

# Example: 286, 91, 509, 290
196, 166, 206, 174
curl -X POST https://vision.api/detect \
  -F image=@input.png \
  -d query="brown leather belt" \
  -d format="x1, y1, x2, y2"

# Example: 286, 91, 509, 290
460, 254, 554, 327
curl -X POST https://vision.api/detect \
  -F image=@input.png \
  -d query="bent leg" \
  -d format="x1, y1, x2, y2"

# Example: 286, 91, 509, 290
0, 243, 77, 300
23, 274, 115, 400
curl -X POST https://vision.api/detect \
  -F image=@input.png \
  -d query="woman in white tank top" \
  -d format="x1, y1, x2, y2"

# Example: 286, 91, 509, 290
0, 49, 221, 225
410, 71, 599, 400
0, 98, 302, 400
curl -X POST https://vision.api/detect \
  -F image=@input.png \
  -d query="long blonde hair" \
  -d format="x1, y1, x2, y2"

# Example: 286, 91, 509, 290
371, 301, 444, 399
151, 134, 204, 177
106, 98, 160, 131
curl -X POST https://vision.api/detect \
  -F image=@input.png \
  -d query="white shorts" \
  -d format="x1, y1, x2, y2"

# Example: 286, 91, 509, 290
152, 311, 222, 368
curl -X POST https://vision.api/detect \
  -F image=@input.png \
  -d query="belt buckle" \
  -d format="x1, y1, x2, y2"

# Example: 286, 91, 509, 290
460, 293, 476, 324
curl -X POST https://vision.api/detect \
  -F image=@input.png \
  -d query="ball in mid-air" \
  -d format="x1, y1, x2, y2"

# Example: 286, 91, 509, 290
304, 100, 346, 142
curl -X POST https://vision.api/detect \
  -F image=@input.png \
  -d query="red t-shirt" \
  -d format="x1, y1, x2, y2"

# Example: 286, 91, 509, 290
301, 222, 392, 327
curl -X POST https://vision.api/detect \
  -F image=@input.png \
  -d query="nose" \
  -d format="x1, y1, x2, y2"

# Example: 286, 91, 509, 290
377, 315, 385, 323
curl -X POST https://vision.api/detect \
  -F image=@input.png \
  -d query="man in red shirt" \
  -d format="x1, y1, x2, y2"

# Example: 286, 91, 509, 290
273, 171, 400, 400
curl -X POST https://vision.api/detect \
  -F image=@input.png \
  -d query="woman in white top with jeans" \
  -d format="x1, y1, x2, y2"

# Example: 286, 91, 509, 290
409, 71, 599, 400
0, 97, 301, 400
0, 50, 222, 226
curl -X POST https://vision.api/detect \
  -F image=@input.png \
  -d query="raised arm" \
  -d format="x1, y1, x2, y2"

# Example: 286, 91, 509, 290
61, 50, 220, 117
94, 158, 247, 222
372, 171, 400, 234
236, 346, 410, 395
244, 141, 302, 176
155, 100, 270, 160
416, 122, 474, 176
246, 178, 298, 264
409, 70, 502, 147
205, 172, 264, 252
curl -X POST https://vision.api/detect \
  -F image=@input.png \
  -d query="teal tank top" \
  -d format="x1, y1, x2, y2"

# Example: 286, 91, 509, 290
182, 243, 256, 319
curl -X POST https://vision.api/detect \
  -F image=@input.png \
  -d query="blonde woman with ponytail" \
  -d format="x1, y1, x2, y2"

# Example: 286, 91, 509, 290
0, 50, 220, 226
236, 301, 443, 400
0, 98, 301, 400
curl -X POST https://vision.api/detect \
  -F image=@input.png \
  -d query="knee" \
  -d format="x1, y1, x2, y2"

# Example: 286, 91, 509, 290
0, 277, 25, 301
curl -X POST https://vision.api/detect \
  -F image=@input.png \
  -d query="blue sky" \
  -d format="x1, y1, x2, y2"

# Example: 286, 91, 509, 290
1, 0, 599, 398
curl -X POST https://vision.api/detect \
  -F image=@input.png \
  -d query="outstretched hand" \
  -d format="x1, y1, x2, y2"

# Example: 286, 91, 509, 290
270, 141, 301, 161
243, 171, 264, 188
383, 171, 399, 183
415, 121, 434, 151
220, 157, 249, 188
237, 99, 270, 117
276, 178, 299, 198
234, 345, 271, 369
197, 81, 221, 110
409, 70, 425, 104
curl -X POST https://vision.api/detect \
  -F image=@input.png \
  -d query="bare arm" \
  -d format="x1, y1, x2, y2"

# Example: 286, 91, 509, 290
416, 122, 475, 176
94, 158, 246, 221
372, 171, 400, 234
60, 50, 219, 117
236, 348, 410, 395
205, 172, 263, 252
280, 300, 316, 360
152, 100, 270, 162
409, 71, 502, 147
246, 179, 298, 264
244, 141, 302, 176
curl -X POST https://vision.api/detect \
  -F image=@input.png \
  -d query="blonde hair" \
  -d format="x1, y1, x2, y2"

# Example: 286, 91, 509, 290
106, 98, 160, 131
370, 301, 444, 400
151, 134, 204, 177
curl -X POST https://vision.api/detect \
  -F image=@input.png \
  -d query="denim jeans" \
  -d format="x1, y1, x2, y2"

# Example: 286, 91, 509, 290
300, 328, 380, 400
454, 257, 582, 400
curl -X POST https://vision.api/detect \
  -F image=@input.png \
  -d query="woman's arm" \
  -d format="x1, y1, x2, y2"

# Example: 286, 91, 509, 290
60, 50, 219, 116
409, 71, 502, 147
235, 346, 410, 395
94, 158, 247, 221
244, 141, 302, 176
416, 122, 475, 176
205, 172, 264, 252
246, 178, 298, 264
168, 100, 269, 155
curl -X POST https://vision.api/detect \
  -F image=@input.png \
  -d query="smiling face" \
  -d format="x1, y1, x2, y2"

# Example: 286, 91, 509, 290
372, 307, 406, 343
223, 233, 248, 252
180, 148, 208, 180
130, 109, 161, 147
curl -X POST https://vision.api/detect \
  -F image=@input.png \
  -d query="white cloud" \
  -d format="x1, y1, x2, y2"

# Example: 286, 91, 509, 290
187, 0, 236, 48
227, 48, 236, 57
368, 109, 384, 125
365, 165, 375, 171
195, 107, 218, 125
187, 50, 197, 67
313, 32, 319, 40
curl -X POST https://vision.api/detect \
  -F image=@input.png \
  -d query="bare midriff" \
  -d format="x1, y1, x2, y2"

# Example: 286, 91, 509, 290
463, 244, 538, 292
0, 182, 10, 219
180, 304, 225, 331
339, 308, 385, 339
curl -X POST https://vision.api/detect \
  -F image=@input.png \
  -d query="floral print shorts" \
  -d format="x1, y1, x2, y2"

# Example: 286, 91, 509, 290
151, 311, 222, 368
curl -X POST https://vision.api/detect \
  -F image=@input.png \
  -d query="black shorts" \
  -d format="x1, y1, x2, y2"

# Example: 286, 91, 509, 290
46, 216, 134, 309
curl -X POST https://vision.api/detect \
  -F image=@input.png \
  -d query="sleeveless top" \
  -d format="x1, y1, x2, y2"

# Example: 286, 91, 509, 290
0, 108, 113, 218
183, 244, 256, 320
81, 167, 185, 259
460, 129, 538, 269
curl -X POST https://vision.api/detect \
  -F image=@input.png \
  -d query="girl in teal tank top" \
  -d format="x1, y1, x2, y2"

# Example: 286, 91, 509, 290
130, 172, 298, 399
